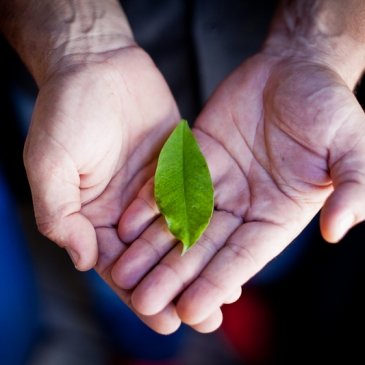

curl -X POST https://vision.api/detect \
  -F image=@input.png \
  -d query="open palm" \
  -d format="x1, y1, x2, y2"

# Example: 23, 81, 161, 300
23, 46, 183, 333
113, 52, 365, 332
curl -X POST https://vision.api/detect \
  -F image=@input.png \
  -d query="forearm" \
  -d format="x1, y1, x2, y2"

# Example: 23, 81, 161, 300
264, 0, 365, 89
0, 0, 135, 85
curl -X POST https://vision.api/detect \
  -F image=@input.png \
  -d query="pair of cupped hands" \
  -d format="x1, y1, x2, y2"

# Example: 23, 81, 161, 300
24, 44, 365, 334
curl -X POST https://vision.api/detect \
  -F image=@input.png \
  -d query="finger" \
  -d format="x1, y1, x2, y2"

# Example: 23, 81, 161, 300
112, 216, 177, 290
320, 135, 365, 242
95, 226, 181, 335
53, 213, 98, 271
176, 221, 295, 325
223, 286, 242, 304
118, 177, 160, 243
130, 211, 242, 316
24, 149, 98, 271
190, 308, 223, 333
137, 304, 182, 335
320, 184, 365, 243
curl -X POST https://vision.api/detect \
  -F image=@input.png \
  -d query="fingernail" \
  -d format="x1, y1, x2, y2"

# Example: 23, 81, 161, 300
65, 247, 80, 268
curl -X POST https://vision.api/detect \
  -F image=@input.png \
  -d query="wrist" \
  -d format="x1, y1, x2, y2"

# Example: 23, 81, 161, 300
38, 32, 136, 86
262, 0, 365, 90
0, 0, 135, 86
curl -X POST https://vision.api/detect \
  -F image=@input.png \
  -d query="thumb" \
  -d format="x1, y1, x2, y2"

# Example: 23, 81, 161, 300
320, 130, 365, 243
24, 143, 98, 271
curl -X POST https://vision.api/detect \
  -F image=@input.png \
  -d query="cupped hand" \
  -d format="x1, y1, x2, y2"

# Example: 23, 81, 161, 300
23, 45, 184, 333
112, 52, 365, 331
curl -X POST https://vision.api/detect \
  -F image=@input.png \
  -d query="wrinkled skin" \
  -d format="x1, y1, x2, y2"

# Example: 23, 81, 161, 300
24, 46, 193, 334
112, 52, 365, 331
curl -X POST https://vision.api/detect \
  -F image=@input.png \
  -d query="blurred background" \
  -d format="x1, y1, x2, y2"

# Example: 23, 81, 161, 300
1, 1, 365, 364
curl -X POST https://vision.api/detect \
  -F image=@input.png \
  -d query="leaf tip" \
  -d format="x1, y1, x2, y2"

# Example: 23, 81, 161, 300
180, 241, 192, 256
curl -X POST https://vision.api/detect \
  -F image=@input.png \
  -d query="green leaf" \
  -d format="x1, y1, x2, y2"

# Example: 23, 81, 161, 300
154, 119, 214, 255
